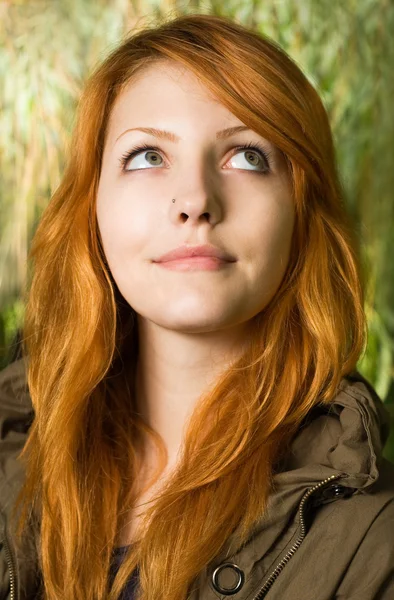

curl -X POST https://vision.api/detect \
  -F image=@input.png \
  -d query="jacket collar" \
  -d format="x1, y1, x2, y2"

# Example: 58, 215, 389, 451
277, 371, 390, 489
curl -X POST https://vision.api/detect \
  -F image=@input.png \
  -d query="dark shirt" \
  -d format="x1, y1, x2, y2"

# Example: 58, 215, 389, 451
110, 544, 139, 599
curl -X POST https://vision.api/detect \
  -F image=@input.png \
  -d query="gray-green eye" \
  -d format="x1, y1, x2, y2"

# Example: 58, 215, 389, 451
124, 150, 163, 171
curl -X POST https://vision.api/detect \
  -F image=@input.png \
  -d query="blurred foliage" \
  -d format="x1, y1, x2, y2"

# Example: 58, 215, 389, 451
0, 0, 393, 461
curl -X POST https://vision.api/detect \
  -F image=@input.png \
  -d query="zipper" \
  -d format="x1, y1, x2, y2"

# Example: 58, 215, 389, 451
3, 526, 17, 600
251, 473, 343, 599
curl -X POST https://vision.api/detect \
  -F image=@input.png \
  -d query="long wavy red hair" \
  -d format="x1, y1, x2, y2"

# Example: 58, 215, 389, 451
10, 12, 366, 600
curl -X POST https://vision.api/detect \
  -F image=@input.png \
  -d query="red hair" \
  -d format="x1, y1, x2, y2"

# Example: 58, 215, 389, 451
11, 13, 366, 600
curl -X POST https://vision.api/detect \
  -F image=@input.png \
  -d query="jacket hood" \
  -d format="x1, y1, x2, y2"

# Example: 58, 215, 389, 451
279, 371, 391, 489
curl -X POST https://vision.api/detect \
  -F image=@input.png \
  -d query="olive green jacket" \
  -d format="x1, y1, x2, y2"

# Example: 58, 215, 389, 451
1, 358, 394, 600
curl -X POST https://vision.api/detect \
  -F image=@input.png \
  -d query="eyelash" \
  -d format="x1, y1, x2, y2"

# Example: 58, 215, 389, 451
118, 141, 273, 174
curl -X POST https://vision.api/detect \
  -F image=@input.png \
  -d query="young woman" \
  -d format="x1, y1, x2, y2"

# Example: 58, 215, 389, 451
1, 12, 393, 600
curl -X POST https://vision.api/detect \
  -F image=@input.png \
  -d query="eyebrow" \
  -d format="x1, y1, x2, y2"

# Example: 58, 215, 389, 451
114, 125, 251, 145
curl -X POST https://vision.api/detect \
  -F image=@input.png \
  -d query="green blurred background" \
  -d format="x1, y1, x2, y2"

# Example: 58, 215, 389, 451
1, 0, 393, 462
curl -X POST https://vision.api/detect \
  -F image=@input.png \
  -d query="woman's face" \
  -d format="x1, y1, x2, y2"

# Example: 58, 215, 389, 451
96, 60, 295, 333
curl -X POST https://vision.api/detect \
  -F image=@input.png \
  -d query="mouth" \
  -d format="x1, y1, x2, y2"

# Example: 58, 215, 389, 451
154, 243, 237, 263
153, 255, 235, 271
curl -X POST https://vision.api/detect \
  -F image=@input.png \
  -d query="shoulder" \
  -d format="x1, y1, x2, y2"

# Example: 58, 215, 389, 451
0, 357, 32, 414
0, 357, 33, 511
334, 492, 394, 599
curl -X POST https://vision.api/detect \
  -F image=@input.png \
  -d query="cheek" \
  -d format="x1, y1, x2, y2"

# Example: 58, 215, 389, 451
243, 199, 295, 284
265, 208, 294, 263
96, 186, 153, 264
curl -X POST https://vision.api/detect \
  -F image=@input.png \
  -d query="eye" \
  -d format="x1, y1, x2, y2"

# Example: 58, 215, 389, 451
119, 143, 164, 171
227, 142, 272, 173
118, 141, 272, 173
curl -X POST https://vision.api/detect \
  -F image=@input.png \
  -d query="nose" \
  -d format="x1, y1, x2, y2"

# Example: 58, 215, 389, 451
171, 194, 221, 226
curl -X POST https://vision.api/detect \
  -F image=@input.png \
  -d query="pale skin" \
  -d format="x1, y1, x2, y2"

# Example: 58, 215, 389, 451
96, 59, 295, 545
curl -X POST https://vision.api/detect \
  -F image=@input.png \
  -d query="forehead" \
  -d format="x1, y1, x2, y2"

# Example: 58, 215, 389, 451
105, 60, 238, 143
117, 59, 217, 103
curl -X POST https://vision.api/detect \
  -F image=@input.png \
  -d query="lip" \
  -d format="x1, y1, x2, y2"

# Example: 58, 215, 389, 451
153, 244, 237, 263
154, 256, 233, 271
